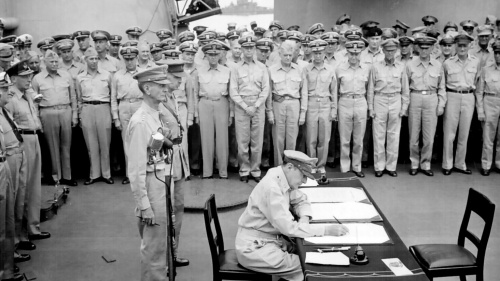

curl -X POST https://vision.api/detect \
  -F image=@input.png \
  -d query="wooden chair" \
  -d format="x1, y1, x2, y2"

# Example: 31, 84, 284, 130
409, 188, 495, 281
204, 194, 272, 281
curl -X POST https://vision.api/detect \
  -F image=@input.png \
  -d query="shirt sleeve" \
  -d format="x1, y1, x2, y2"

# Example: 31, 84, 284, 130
299, 67, 308, 113
437, 65, 447, 112
127, 120, 151, 211
111, 75, 119, 120
262, 185, 325, 238
367, 65, 375, 112
229, 66, 247, 110
475, 68, 486, 118
255, 64, 270, 109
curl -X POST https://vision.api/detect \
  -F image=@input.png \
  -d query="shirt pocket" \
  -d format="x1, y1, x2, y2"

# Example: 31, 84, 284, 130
290, 75, 302, 92
273, 76, 286, 93
466, 66, 478, 83
217, 75, 229, 95
198, 76, 211, 94
55, 79, 70, 94
447, 67, 461, 82
428, 71, 440, 86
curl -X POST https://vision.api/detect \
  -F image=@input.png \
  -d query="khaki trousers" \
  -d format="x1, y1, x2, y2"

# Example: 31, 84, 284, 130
305, 97, 332, 173
119, 100, 142, 177
0, 162, 15, 279
235, 228, 303, 281
5, 150, 26, 244
409, 93, 438, 170
272, 99, 300, 165
338, 97, 367, 173
81, 103, 112, 179
39, 106, 72, 181
481, 95, 500, 169
372, 95, 402, 172
21, 134, 42, 236
198, 98, 229, 178
442, 92, 475, 170
177, 103, 190, 177
234, 102, 265, 177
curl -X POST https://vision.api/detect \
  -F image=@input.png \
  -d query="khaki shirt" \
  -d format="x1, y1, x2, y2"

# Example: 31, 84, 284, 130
137, 59, 155, 70
324, 53, 340, 70
76, 69, 112, 114
469, 45, 495, 69
194, 64, 234, 117
59, 59, 85, 79
5, 87, 42, 130
98, 54, 121, 74
305, 63, 337, 115
0, 110, 21, 150
229, 58, 270, 110
31, 70, 77, 120
360, 47, 384, 66
184, 67, 198, 120
126, 102, 168, 211
367, 60, 410, 112
267, 62, 308, 115
111, 68, 142, 120
335, 62, 370, 96
194, 49, 209, 69
238, 166, 325, 238
443, 55, 480, 91
405, 57, 446, 112
475, 64, 500, 118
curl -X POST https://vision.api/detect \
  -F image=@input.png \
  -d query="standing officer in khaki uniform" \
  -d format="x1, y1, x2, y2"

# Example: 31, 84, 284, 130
367, 39, 410, 177
194, 42, 233, 179
125, 26, 142, 41
442, 32, 480, 175
229, 36, 269, 183
156, 29, 173, 41
31, 50, 77, 186
57, 39, 84, 79
6, 60, 51, 242
321, 32, 341, 69
406, 36, 446, 176
72, 30, 91, 63
0, 71, 24, 281
126, 65, 173, 281
476, 43, 500, 176
76, 47, 114, 185
336, 41, 370, 177
235, 150, 348, 281
111, 47, 143, 185
267, 40, 308, 166
304, 39, 337, 175
92, 30, 121, 75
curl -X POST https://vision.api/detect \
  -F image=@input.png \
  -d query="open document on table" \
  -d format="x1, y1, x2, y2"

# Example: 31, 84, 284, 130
299, 187, 369, 203
305, 252, 350, 266
304, 223, 391, 245
310, 202, 382, 222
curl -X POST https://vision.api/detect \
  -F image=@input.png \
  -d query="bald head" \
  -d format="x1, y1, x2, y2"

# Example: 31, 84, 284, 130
138, 43, 151, 61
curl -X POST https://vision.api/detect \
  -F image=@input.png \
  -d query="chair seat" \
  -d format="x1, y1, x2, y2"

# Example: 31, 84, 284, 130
219, 249, 258, 274
410, 244, 477, 269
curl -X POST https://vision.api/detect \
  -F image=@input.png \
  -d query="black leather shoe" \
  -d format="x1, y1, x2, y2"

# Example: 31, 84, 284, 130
240, 176, 248, 183
253, 176, 261, 183
174, 257, 190, 267
219, 176, 228, 179
103, 177, 114, 184
14, 265, 19, 273
122, 177, 130, 184
375, 171, 383, 177
353, 171, 365, 178
3, 273, 24, 281
29, 232, 51, 240
14, 253, 30, 263
452, 167, 472, 175
191, 168, 200, 176
387, 170, 398, 177
362, 161, 369, 168
326, 162, 336, 168
185, 175, 191, 181
17, 241, 36, 251
480, 169, 490, 176
409, 169, 418, 176
202, 176, 213, 179
421, 169, 434, 177
84, 178, 98, 185
442, 169, 451, 175
60, 178, 77, 186
228, 166, 239, 173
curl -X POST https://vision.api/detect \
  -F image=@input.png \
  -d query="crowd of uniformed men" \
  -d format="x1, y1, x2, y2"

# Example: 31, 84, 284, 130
0, 12, 500, 281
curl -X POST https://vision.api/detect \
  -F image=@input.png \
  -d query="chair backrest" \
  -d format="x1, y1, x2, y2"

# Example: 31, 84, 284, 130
458, 188, 495, 266
204, 194, 225, 279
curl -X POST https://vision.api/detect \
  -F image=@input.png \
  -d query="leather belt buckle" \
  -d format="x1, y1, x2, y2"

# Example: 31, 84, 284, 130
422, 91, 427, 95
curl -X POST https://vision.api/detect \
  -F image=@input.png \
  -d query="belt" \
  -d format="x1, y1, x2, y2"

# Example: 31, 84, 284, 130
40, 104, 70, 110
484, 92, 497, 96
200, 96, 224, 101
6, 147, 23, 154
411, 90, 436, 95
375, 92, 399, 97
446, 88, 474, 94
239, 227, 281, 240
19, 129, 40, 135
308, 96, 330, 101
0, 156, 5, 162
119, 98, 143, 103
83, 101, 110, 105
340, 94, 365, 99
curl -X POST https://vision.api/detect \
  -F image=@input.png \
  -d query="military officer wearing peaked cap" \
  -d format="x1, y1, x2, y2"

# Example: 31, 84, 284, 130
161, 38, 176, 51
441, 31, 480, 176
108, 35, 122, 59
336, 41, 370, 177
227, 22, 237, 31
307, 23, 325, 36
149, 42, 164, 63
470, 25, 495, 68
194, 32, 216, 67
72, 30, 91, 63
393, 19, 410, 37
320, 32, 341, 69
36, 37, 55, 57
422, 15, 439, 27
194, 41, 233, 179
56, 39, 84, 79
304, 39, 337, 175
443, 21, 459, 33
0, 43, 14, 72
229, 36, 269, 183
126, 65, 175, 281
300, 34, 316, 63
460, 20, 479, 36
235, 149, 349, 281
406, 36, 446, 176
178, 30, 195, 43
91, 30, 121, 75
475, 43, 500, 176
121, 40, 139, 48
125, 26, 142, 41
156, 29, 173, 41
336, 14, 351, 25
253, 27, 266, 39
226, 30, 239, 41
193, 25, 207, 36
368, 38, 410, 177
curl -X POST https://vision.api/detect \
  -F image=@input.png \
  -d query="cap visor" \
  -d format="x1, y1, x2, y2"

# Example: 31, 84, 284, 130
301, 169, 316, 180
172, 72, 186, 78
151, 79, 171, 84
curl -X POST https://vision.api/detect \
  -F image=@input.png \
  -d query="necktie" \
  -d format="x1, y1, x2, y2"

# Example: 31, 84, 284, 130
2, 108, 23, 143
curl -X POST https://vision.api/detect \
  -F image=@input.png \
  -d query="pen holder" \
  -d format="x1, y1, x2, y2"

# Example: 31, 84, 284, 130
350, 246, 369, 265
317, 175, 329, 185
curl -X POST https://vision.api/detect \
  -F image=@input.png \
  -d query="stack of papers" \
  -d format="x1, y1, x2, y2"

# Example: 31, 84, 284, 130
301, 187, 368, 203
305, 252, 350, 266
382, 258, 414, 276
305, 223, 390, 245
310, 202, 382, 222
